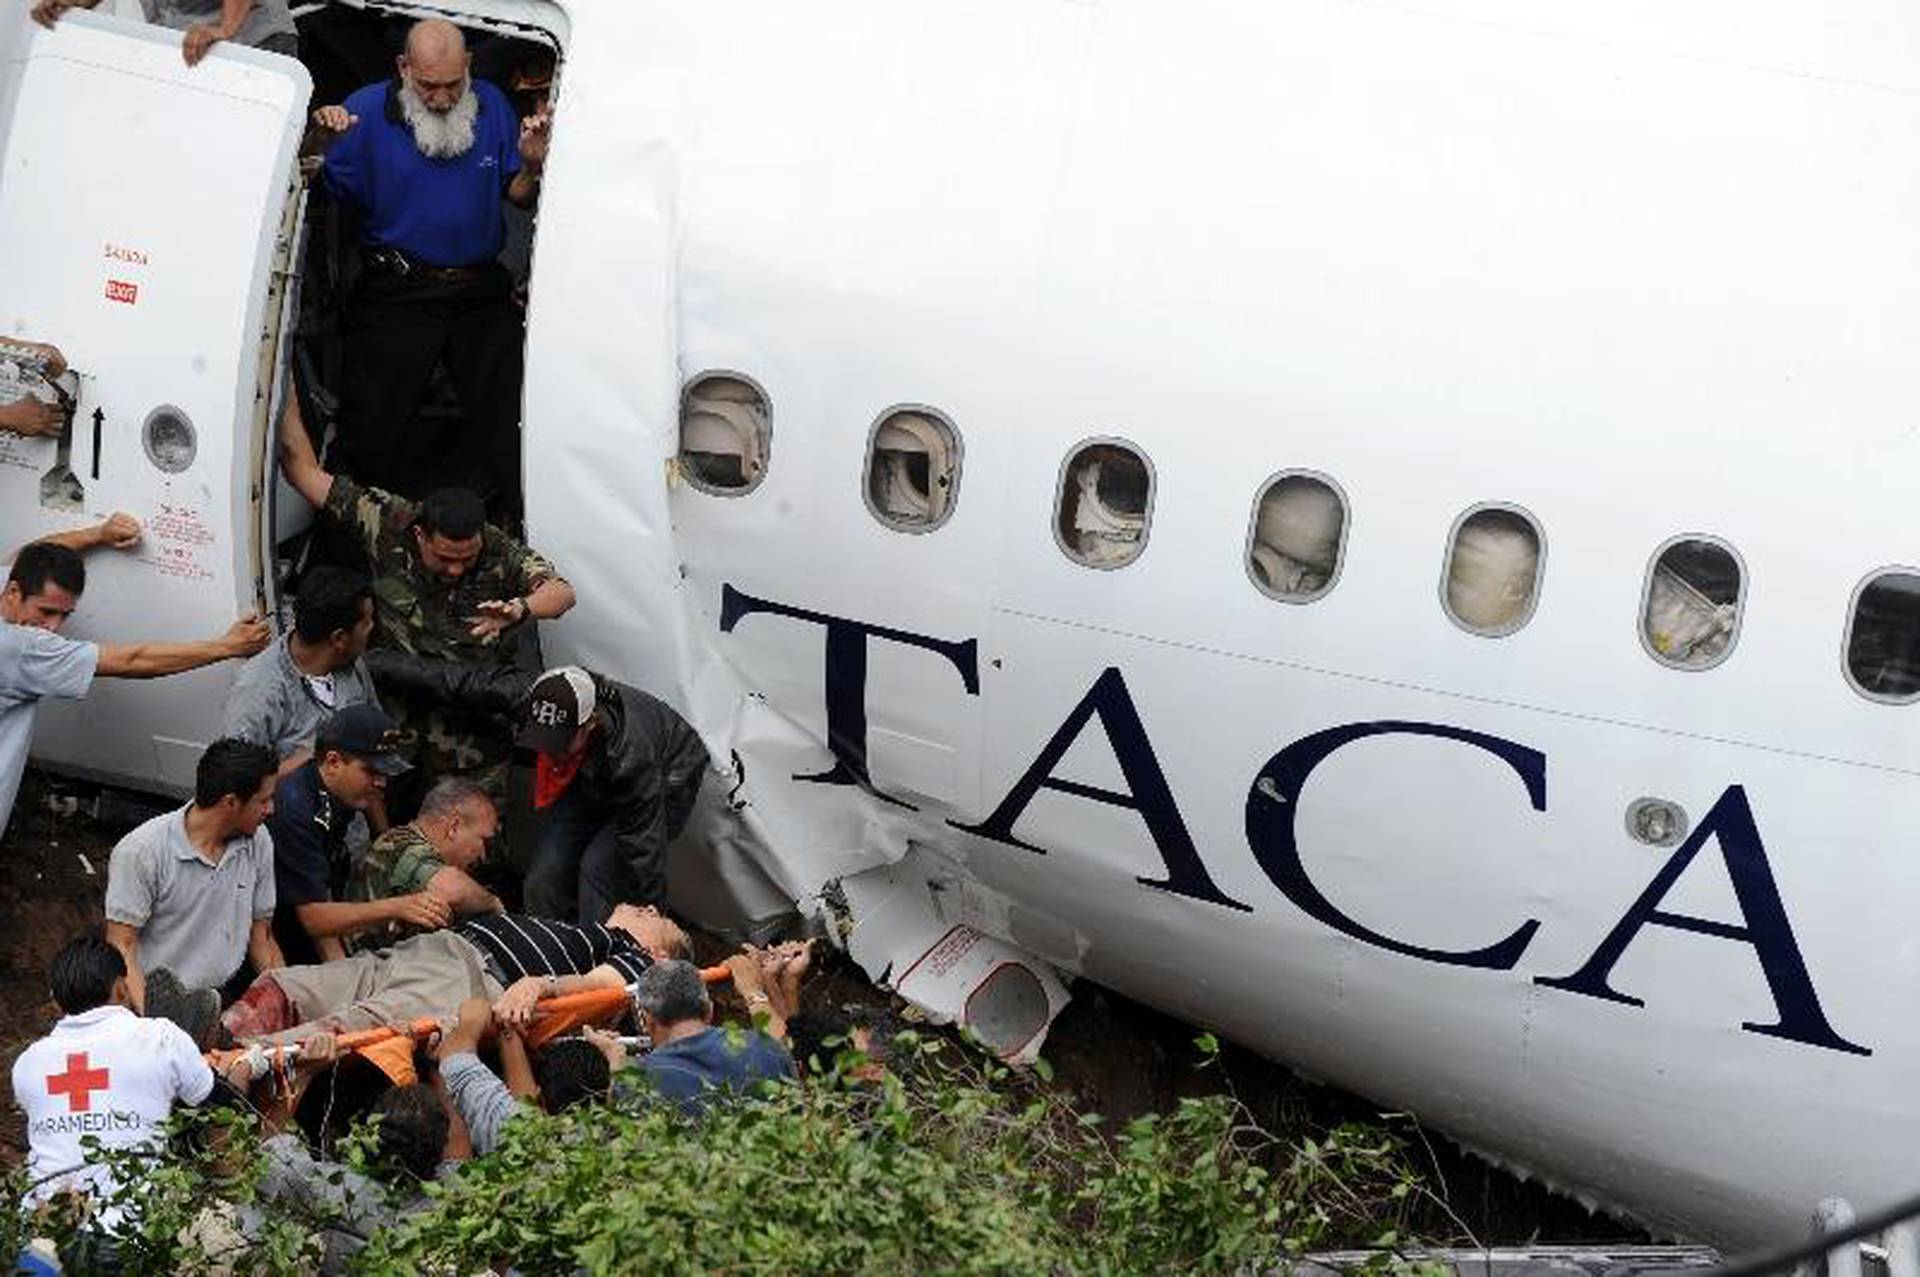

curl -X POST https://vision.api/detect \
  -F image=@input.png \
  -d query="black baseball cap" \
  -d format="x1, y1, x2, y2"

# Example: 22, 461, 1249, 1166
314, 704, 412, 776
516, 666, 597, 754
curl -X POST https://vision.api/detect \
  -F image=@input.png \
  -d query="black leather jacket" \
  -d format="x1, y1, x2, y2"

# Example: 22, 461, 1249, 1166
366, 651, 710, 899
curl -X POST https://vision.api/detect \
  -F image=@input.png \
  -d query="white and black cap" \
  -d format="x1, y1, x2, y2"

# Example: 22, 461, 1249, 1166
517, 665, 597, 754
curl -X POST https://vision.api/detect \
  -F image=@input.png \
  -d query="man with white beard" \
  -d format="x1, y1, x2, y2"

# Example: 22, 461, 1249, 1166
306, 19, 550, 522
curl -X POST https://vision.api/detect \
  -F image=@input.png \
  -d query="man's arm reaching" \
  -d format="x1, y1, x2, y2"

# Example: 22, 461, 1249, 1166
525, 576, 576, 621
95, 616, 270, 678
491, 964, 629, 1030
506, 108, 549, 209
437, 997, 526, 1156
726, 953, 787, 1042
5, 512, 140, 563
246, 918, 284, 976
30, 0, 100, 29
179, 0, 258, 66
300, 104, 358, 160
365, 649, 535, 719
293, 893, 451, 945
425, 865, 503, 916
276, 394, 334, 510
499, 1028, 539, 1101
0, 397, 65, 439
102, 920, 146, 1012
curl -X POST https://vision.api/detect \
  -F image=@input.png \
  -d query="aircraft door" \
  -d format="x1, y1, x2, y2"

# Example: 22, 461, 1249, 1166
0, 10, 310, 795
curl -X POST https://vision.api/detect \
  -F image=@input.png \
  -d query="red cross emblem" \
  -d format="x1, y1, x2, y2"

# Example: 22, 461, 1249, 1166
46, 1052, 111, 1114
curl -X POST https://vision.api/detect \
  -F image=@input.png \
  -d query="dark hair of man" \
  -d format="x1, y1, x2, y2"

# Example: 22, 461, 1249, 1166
634, 959, 709, 1024
47, 935, 125, 1016
416, 488, 486, 541
292, 566, 373, 642
371, 1084, 449, 1183
9, 540, 85, 598
193, 738, 280, 808
296, 1054, 394, 1155
786, 1008, 855, 1077
535, 1039, 612, 1114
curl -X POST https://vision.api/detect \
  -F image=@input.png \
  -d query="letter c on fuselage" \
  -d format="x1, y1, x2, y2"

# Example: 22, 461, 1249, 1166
1245, 721, 1546, 969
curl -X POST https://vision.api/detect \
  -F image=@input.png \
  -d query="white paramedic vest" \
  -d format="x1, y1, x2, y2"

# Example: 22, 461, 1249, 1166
10, 1004, 213, 1226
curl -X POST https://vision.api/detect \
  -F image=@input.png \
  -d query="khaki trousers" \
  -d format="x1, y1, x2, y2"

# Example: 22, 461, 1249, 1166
264, 931, 503, 1042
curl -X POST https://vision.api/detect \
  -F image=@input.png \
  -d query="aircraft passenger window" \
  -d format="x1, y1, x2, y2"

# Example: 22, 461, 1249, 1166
1441, 505, 1544, 636
1055, 439, 1153, 570
864, 407, 961, 532
1640, 537, 1744, 670
1845, 570, 1920, 702
1246, 472, 1347, 602
678, 373, 771, 496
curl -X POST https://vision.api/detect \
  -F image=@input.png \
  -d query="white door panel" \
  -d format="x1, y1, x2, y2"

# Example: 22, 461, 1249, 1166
0, 10, 308, 795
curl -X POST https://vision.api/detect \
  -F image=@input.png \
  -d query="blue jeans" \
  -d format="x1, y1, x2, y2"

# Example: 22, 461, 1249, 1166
524, 787, 639, 925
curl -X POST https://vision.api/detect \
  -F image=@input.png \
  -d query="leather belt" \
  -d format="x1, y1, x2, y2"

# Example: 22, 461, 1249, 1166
363, 246, 488, 281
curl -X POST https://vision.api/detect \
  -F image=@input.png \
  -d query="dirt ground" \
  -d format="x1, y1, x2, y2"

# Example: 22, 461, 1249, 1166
0, 771, 1645, 1246
0, 774, 132, 1162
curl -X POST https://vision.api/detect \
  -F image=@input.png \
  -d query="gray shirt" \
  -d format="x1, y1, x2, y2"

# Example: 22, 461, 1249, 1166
141, 0, 297, 51
0, 623, 97, 838
219, 636, 380, 762
254, 1134, 411, 1275
104, 806, 275, 990
442, 1051, 523, 1155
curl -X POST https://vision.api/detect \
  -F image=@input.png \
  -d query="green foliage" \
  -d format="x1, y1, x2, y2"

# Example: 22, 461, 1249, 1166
358, 1037, 1440, 1276
6, 1107, 323, 1276
0, 1160, 29, 1267
6, 1037, 1445, 1276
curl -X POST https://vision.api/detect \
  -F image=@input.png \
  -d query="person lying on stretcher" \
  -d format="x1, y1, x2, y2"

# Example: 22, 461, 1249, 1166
217, 903, 691, 1045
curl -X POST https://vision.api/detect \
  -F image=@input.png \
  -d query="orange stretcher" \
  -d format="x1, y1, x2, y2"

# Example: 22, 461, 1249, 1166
521, 962, 733, 1047
211, 963, 732, 1072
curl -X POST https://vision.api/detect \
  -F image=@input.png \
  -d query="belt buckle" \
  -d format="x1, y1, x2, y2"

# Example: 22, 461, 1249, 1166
370, 247, 411, 277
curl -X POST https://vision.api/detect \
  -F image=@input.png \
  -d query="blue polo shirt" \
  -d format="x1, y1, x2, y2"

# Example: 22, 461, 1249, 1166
323, 78, 522, 267
634, 1026, 796, 1117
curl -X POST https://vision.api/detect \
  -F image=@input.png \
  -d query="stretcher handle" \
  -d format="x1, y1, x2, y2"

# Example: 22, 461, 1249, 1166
208, 1017, 440, 1071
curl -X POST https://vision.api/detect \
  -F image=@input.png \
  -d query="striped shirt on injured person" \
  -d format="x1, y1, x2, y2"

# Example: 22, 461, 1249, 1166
456, 914, 653, 987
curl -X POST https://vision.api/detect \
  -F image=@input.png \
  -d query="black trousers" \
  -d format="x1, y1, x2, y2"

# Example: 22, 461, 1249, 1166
333, 262, 525, 518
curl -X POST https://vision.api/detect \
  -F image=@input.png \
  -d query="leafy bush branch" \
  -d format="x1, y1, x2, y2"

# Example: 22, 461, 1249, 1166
8, 1036, 1454, 1276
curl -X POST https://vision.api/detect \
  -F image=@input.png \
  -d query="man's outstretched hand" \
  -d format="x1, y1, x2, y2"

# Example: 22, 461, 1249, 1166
438, 996, 493, 1060
0, 398, 63, 438
92, 512, 141, 550
311, 105, 359, 136
30, 0, 95, 29
221, 615, 273, 658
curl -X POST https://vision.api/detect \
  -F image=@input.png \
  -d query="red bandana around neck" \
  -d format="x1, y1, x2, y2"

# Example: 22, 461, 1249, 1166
534, 750, 585, 810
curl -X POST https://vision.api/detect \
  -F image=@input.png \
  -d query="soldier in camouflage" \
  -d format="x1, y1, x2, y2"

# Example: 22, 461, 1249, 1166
348, 776, 503, 951
278, 396, 577, 804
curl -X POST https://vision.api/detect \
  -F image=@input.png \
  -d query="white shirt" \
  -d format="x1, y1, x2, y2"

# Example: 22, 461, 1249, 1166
303, 670, 338, 710
11, 1004, 213, 1226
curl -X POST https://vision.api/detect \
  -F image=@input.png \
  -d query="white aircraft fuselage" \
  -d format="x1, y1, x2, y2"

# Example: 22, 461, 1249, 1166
3, 0, 1917, 1249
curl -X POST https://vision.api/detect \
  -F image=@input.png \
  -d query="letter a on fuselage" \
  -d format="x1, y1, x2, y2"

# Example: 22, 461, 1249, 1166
1537, 784, 1868, 1056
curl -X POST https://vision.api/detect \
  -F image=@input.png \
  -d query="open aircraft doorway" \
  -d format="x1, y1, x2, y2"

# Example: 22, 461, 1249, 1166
0, 0, 566, 797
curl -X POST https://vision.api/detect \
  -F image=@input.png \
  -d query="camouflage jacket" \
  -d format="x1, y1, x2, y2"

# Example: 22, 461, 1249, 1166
324, 475, 560, 667
346, 823, 445, 951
